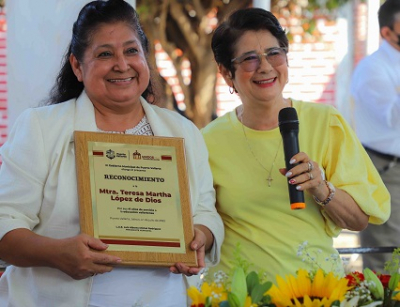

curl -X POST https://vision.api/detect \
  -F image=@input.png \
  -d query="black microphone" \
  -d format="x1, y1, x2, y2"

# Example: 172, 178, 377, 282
278, 107, 305, 210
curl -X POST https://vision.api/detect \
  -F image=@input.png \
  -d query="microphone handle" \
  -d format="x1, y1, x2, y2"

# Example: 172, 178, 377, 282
281, 131, 306, 210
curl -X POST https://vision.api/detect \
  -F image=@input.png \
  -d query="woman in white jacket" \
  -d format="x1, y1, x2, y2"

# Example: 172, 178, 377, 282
0, 1, 223, 306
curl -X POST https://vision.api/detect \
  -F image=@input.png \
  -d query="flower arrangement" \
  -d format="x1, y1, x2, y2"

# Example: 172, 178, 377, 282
344, 269, 400, 306
343, 246, 400, 307
187, 244, 400, 307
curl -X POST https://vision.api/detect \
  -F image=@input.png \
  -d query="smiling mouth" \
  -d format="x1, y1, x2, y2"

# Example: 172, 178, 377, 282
108, 77, 134, 83
254, 77, 276, 84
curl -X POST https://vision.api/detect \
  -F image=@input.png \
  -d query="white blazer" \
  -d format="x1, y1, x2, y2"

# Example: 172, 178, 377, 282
0, 91, 224, 307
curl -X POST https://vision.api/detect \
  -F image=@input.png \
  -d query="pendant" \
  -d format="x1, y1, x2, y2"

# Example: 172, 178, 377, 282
267, 176, 273, 187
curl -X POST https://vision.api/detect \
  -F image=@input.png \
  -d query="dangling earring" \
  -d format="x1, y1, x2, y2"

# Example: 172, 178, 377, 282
229, 86, 236, 94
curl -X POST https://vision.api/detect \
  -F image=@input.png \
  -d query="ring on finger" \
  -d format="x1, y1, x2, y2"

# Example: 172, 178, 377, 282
307, 161, 314, 172
309, 172, 314, 180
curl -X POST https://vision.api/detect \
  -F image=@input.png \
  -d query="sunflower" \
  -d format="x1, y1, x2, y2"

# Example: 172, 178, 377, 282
187, 281, 227, 307
267, 268, 350, 307
187, 285, 206, 307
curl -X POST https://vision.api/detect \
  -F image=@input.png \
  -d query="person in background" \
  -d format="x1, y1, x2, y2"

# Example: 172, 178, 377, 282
0, 1, 224, 306
350, 0, 400, 272
202, 7, 390, 282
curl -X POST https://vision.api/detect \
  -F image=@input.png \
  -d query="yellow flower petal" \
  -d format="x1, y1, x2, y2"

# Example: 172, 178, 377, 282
269, 268, 349, 307
187, 286, 205, 305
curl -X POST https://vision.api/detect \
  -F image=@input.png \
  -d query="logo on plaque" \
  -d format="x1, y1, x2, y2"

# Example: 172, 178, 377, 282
106, 149, 116, 160
133, 150, 142, 160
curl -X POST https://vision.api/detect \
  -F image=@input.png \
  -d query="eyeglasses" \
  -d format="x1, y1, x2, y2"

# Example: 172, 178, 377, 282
231, 47, 288, 72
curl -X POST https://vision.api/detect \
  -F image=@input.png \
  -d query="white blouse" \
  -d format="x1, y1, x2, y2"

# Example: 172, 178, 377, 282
89, 115, 187, 307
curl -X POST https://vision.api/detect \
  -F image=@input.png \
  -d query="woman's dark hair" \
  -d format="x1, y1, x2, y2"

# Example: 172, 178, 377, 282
378, 0, 400, 30
48, 0, 157, 104
211, 8, 288, 78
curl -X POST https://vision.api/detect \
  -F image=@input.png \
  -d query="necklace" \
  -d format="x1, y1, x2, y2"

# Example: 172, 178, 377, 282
240, 115, 282, 187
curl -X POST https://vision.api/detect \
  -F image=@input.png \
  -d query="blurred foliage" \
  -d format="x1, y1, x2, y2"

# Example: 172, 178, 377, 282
271, 0, 353, 43
273, 0, 352, 17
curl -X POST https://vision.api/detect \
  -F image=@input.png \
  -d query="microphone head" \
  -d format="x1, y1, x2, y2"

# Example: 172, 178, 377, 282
279, 107, 299, 133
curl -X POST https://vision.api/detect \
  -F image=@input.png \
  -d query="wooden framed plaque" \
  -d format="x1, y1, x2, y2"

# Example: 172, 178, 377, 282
74, 131, 197, 267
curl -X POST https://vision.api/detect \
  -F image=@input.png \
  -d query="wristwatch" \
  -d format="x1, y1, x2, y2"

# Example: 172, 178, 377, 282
313, 180, 335, 207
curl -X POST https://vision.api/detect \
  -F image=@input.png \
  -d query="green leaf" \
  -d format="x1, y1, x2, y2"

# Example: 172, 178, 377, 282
389, 272, 400, 291
261, 294, 273, 304
231, 267, 247, 307
363, 268, 384, 299
330, 300, 341, 307
227, 292, 241, 307
251, 281, 272, 304
246, 271, 259, 294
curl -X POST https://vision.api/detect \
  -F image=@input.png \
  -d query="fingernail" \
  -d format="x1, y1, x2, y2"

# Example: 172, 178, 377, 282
116, 259, 122, 263
192, 243, 198, 250
296, 185, 302, 190
285, 172, 292, 177
289, 179, 296, 184
290, 159, 296, 164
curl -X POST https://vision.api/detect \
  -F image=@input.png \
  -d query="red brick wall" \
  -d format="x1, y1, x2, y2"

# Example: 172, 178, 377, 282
285, 41, 337, 107
353, 1, 368, 67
